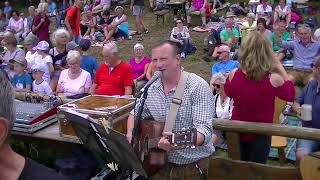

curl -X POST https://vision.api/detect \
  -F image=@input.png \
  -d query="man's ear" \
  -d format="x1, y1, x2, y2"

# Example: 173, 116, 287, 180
0, 117, 9, 147
176, 54, 182, 64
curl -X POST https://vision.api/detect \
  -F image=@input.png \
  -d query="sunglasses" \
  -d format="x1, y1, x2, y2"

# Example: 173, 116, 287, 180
217, 51, 227, 55
212, 84, 221, 88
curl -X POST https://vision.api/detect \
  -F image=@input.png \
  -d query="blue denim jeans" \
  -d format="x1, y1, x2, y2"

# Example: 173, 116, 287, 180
73, 35, 81, 44
181, 39, 190, 54
297, 139, 320, 153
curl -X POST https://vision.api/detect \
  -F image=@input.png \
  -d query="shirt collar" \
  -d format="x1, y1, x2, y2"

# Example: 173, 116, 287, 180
150, 68, 184, 90
298, 39, 316, 45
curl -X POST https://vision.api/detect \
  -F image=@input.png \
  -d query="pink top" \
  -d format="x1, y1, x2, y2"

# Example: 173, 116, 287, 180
128, 56, 151, 80
57, 69, 92, 96
7, 17, 24, 33
192, 0, 204, 10
224, 69, 295, 141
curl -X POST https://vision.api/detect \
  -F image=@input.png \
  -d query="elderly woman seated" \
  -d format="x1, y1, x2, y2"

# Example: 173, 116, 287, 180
210, 72, 232, 148
56, 50, 92, 97
128, 43, 150, 91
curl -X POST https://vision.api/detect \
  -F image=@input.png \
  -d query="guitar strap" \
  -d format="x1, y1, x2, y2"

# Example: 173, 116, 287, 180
164, 71, 190, 132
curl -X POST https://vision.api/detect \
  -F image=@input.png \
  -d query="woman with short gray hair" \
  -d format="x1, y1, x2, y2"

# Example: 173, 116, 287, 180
49, 28, 70, 91
56, 50, 92, 96
128, 43, 151, 91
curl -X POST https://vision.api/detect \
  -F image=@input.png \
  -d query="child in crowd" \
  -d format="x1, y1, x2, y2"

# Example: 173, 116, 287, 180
32, 41, 54, 83
31, 64, 53, 96
0, 12, 8, 32
79, 39, 97, 79
9, 56, 32, 92
3, 1, 12, 19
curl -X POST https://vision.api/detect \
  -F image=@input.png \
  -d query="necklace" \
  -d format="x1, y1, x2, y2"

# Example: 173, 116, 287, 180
220, 96, 228, 109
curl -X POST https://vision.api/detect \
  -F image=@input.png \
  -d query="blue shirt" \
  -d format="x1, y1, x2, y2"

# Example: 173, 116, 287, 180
80, 55, 98, 79
11, 72, 32, 89
280, 39, 320, 70
296, 80, 320, 129
211, 59, 239, 75
47, 2, 56, 14
3, 6, 12, 14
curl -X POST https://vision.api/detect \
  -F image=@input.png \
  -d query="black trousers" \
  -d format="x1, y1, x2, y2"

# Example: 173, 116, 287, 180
240, 135, 271, 164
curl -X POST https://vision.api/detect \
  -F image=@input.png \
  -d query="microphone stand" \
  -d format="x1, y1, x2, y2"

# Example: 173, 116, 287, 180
129, 88, 149, 180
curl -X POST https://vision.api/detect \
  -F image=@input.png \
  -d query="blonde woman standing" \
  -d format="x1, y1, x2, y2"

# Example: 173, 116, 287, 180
32, 2, 50, 42
224, 31, 295, 163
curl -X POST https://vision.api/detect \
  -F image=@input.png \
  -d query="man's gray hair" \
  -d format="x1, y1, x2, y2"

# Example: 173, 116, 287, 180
0, 73, 15, 135
103, 41, 118, 54
66, 50, 81, 63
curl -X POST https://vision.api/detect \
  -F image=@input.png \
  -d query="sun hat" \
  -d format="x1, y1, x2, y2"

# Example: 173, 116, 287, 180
31, 63, 46, 73
33, 41, 50, 51
9, 56, 27, 66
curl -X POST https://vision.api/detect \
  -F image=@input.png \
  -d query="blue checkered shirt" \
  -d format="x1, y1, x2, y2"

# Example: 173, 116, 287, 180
135, 72, 215, 164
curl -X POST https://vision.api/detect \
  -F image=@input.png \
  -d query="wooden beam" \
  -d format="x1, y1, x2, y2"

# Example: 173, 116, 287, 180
208, 157, 302, 180
213, 119, 320, 141
225, 132, 241, 160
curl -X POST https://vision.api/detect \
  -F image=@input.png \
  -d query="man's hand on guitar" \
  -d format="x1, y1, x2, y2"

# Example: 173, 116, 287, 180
158, 132, 174, 152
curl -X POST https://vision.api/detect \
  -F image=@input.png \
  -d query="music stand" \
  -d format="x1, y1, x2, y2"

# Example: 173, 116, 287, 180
61, 109, 147, 179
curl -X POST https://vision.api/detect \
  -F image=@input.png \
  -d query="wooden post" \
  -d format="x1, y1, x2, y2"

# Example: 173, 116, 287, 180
226, 132, 241, 160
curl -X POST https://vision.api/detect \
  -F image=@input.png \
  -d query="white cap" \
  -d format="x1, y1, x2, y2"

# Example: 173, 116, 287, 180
31, 63, 46, 73
33, 41, 50, 51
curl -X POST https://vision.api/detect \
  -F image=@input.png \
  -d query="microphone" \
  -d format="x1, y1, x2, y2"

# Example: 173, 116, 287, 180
136, 71, 162, 97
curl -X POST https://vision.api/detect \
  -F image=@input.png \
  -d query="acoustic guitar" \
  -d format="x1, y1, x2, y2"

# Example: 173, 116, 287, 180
136, 119, 197, 172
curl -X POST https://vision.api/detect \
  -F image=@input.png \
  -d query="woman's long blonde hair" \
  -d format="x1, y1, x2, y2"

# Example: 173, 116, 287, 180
238, 31, 274, 81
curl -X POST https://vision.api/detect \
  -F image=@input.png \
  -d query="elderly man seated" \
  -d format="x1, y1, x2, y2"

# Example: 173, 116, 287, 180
210, 45, 239, 75
90, 42, 133, 96
219, 17, 240, 50
293, 56, 320, 161
0, 73, 68, 179
276, 24, 320, 86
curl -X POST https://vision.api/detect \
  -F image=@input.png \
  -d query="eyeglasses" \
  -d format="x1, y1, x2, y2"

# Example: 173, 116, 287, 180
212, 84, 221, 88
176, 21, 183, 24
217, 51, 228, 55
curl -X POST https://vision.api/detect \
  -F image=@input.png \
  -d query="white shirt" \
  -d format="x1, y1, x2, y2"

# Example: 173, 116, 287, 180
32, 54, 53, 82
32, 80, 52, 95
25, 51, 39, 69
214, 94, 231, 119
276, 5, 289, 17
256, 4, 273, 14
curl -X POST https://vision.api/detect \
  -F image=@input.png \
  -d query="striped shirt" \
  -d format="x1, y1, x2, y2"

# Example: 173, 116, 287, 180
135, 72, 215, 164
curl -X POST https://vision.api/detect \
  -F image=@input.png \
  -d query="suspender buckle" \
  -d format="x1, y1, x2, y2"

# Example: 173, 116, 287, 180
172, 98, 182, 105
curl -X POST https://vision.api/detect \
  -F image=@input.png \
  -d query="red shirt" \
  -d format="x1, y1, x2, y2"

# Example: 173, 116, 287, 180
224, 69, 295, 141
93, 61, 133, 96
66, 5, 80, 35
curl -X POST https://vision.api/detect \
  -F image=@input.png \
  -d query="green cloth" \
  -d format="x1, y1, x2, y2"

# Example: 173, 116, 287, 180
220, 27, 240, 41
269, 31, 291, 51
241, 21, 257, 38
